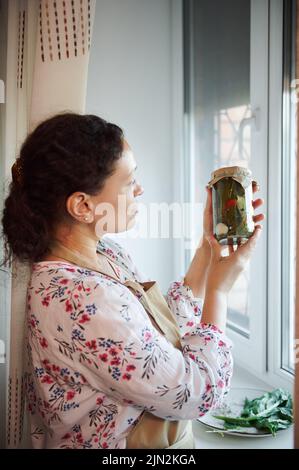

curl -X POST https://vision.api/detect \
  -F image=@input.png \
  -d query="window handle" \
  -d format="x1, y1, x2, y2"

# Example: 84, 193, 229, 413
238, 107, 261, 158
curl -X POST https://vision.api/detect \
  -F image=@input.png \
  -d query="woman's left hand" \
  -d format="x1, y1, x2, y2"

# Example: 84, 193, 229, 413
202, 180, 265, 247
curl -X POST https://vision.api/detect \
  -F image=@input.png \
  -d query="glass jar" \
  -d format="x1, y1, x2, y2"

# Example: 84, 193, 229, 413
207, 166, 256, 245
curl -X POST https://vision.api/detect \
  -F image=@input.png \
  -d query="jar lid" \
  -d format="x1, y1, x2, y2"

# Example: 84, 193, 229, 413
207, 165, 253, 189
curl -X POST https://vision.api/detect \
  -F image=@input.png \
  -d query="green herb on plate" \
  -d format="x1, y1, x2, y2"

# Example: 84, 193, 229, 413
213, 388, 293, 436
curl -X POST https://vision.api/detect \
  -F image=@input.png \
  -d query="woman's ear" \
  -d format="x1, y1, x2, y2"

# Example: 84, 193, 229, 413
66, 192, 93, 222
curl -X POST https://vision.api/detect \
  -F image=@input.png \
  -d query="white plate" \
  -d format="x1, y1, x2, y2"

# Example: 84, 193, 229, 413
197, 387, 291, 437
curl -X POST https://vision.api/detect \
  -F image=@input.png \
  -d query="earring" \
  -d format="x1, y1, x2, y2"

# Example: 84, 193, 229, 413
84, 216, 88, 221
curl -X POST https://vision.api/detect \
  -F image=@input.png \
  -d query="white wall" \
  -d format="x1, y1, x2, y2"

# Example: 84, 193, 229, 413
86, 0, 177, 292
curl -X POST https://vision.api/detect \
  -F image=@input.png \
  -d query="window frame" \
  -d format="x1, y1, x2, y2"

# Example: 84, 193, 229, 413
281, 0, 297, 375
267, 0, 296, 388
176, 0, 295, 391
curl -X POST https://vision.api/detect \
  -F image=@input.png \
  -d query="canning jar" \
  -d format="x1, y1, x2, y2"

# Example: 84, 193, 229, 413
207, 166, 256, 245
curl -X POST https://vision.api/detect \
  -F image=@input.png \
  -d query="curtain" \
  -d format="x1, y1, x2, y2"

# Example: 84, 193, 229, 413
295, 0, 299, 450
294, 0, 299, 449
5, 0, 96, 448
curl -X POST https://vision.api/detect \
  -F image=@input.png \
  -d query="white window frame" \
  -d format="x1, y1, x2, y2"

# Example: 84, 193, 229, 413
224, 0, 269, 378
172, 0, 294, 392
267, 0, 295, 390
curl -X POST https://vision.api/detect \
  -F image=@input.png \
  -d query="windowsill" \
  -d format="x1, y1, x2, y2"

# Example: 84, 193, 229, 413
192, 365, 294, 449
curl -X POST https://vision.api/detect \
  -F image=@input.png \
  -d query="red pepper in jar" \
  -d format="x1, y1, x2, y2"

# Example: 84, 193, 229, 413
225, 198, 237, 209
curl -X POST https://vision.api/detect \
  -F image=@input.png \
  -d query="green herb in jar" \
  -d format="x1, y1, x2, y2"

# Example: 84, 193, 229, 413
207, 166, 255, 245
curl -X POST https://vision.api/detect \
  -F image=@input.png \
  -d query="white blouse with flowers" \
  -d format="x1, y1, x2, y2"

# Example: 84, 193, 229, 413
25, 235, 234, 449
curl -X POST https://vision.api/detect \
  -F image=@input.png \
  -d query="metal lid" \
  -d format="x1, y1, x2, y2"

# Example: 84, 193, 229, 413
207, 165, 253, 189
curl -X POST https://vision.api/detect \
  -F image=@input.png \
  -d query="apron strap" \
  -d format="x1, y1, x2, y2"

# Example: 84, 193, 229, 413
96, 240, 136, 281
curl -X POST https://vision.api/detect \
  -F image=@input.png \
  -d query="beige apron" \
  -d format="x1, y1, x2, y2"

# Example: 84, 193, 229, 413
47, 240, 195, 449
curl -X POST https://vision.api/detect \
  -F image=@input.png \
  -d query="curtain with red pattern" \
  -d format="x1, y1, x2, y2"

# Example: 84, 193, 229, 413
4, 0, 96, 448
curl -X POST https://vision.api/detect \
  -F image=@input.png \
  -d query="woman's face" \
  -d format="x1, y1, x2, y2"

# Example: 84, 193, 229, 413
90, 139, 144, 237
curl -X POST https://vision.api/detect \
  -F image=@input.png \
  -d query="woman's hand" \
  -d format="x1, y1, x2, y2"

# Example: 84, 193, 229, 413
183, 181, 265, 301
205, 225, 262, 296
204, 181, 265, 295
200, 180, 265, 330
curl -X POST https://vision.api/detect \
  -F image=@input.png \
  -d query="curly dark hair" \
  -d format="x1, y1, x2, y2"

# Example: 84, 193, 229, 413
1, 112, 124, 267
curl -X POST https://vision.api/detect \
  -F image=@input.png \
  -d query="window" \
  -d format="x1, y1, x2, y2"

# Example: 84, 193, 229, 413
282, 0, 296, 374
183, 0, 295, 389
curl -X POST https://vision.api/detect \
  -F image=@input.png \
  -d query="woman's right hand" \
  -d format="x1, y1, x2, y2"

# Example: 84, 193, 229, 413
204, 225, 263, 295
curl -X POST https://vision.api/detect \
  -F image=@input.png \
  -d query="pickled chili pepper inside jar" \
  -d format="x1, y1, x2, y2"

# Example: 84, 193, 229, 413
207, 166, 256, 245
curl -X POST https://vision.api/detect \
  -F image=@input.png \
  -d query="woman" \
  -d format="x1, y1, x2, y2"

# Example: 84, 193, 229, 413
1, 113, 264, 449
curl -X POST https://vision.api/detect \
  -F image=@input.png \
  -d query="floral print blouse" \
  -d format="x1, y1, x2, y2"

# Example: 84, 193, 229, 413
25, 235, 234, 449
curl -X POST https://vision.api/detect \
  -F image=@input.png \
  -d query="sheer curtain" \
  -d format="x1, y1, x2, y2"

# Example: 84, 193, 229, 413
295, 0, 299, 451
4, 0, 96, 448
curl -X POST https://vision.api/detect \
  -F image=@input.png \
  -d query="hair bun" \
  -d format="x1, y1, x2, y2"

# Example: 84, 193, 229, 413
11, 159, 23, 186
